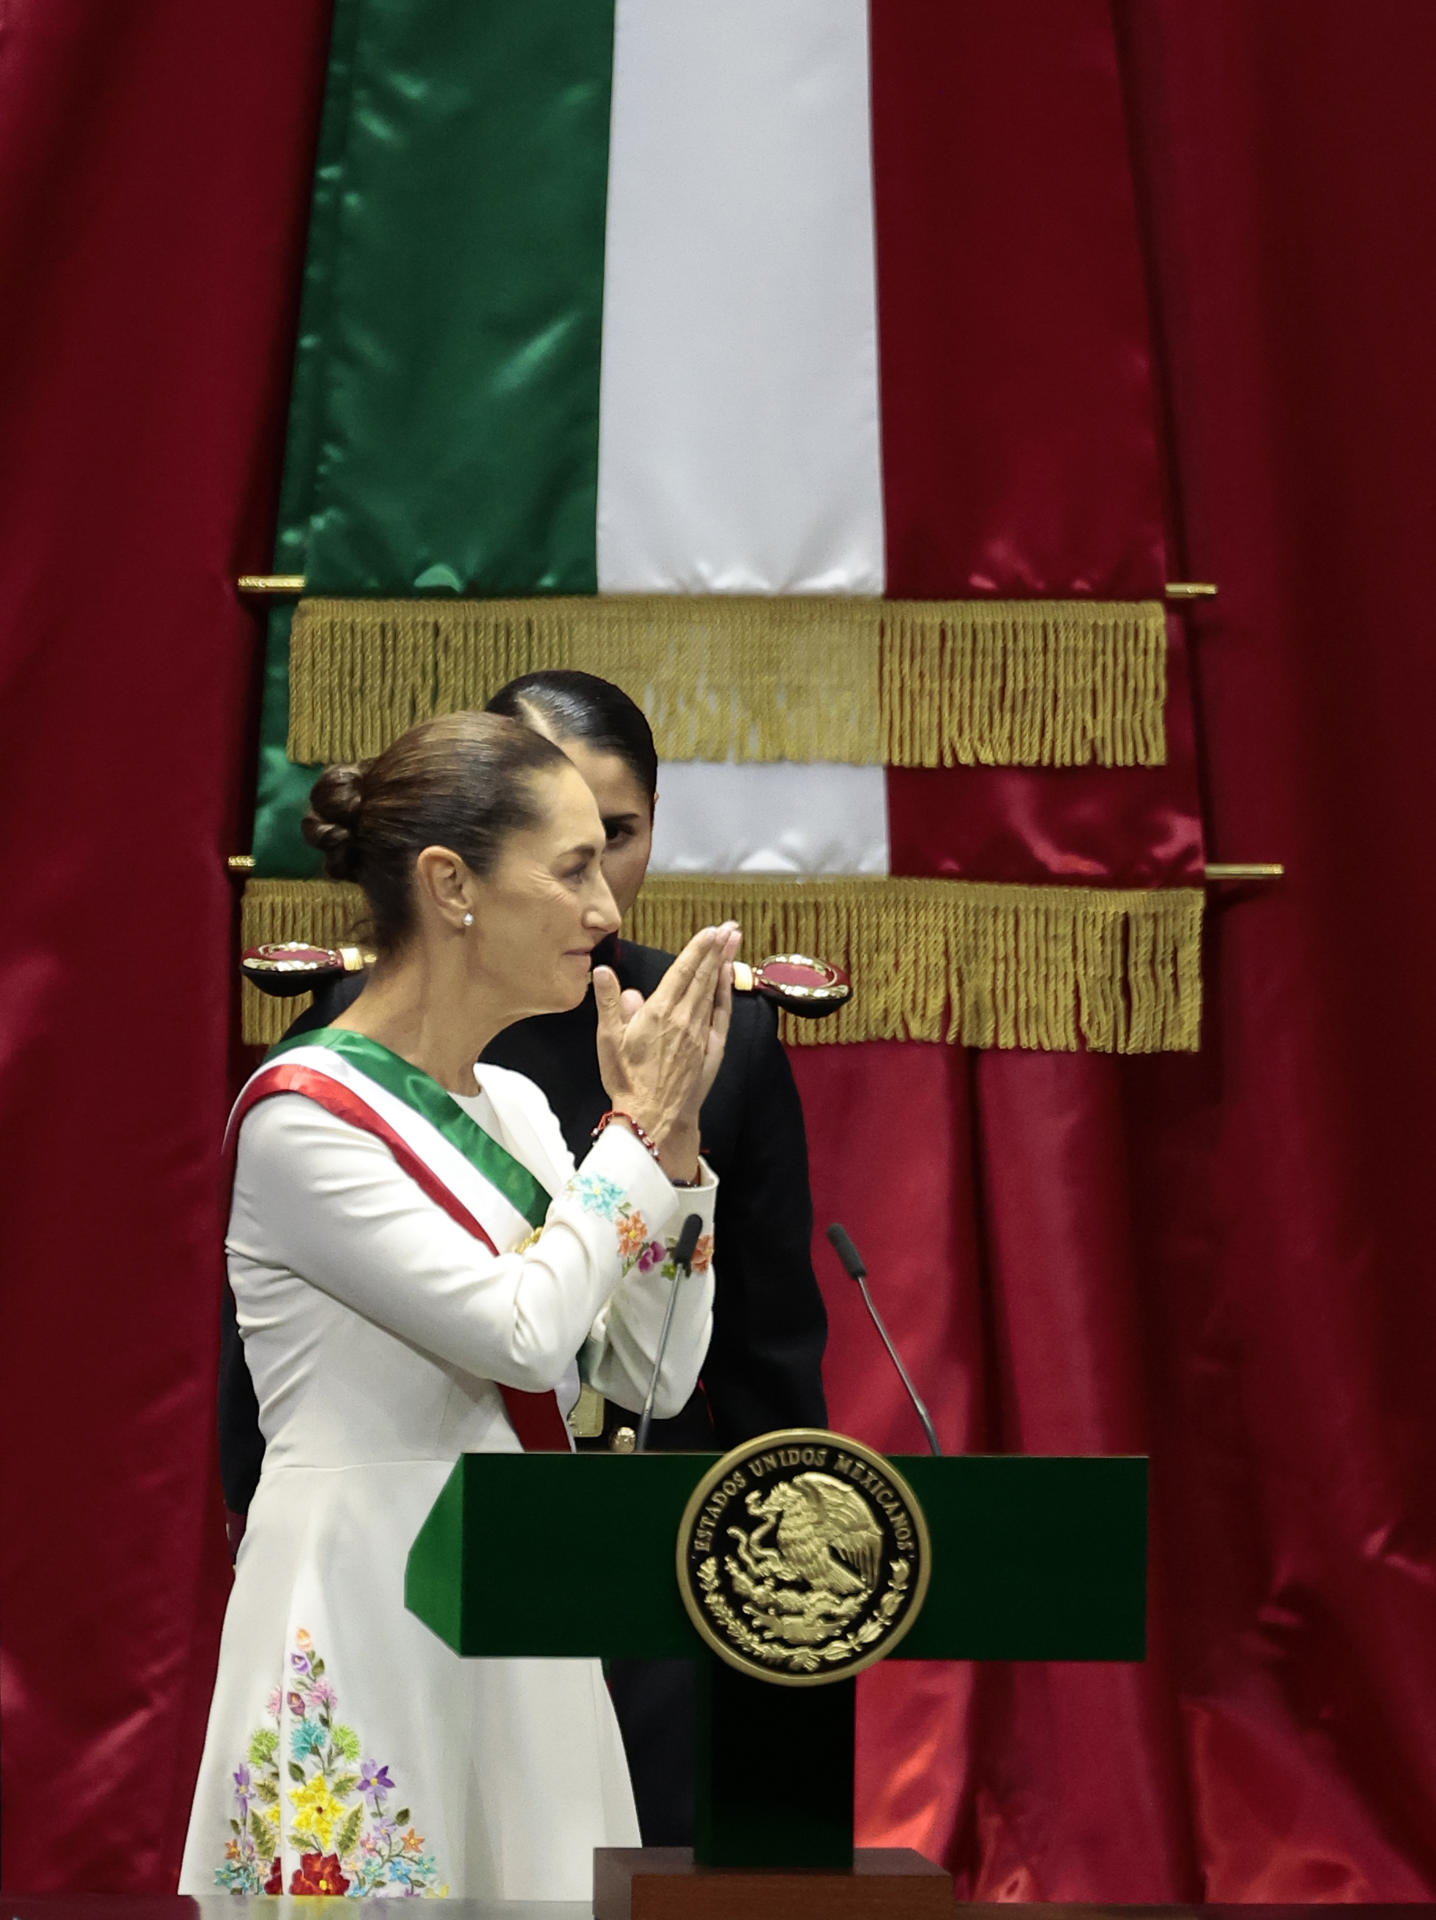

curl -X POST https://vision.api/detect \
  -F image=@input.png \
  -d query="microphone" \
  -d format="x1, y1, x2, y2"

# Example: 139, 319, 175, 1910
636, 1212, 705, 1453
825, 1222, 942, 1457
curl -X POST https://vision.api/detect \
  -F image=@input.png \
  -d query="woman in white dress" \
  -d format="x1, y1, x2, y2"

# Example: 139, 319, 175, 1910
180, 711, 739, 1901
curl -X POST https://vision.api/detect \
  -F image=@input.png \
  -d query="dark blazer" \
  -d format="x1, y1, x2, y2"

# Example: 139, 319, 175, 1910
218, 940, 827, 1512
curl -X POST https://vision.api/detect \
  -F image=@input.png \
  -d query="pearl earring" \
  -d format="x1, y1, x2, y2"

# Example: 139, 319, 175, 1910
462, 911, 474, 928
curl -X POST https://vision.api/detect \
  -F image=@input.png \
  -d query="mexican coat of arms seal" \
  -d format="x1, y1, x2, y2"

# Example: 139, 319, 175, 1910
676, 1429, 932, 1686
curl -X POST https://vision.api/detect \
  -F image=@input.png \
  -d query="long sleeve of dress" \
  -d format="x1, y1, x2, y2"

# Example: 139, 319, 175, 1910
227, 1092, 715, 1418
477, 1066, 719, 1417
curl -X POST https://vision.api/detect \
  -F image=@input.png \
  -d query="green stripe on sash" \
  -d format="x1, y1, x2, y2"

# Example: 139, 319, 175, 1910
266, 1028, 551, 1230
250, 0, 618, 873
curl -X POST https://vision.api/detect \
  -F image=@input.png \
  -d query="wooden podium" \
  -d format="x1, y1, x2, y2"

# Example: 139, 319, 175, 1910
407, 1449, 1146, 1917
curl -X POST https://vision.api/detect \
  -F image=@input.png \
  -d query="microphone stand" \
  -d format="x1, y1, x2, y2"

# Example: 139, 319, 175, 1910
826, 1222, 942, 1456
636, 1212, 704, 1453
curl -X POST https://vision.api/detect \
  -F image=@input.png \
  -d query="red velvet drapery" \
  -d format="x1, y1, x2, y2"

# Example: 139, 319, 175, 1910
809, 0, 1436, 1898
3, 0, 1436, 1899
0, 0, 336, 1892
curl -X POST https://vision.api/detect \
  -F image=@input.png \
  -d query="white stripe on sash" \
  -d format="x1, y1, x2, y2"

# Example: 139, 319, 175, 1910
238, 1048, 538, 1252
649, 762, 890, 875
596, 0, 885, 593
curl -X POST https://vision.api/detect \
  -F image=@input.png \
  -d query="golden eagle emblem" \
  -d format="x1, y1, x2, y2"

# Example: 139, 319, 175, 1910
676, 1430, 931, 1685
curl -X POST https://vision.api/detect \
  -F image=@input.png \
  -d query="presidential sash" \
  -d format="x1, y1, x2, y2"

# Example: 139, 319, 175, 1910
227, 1027, 571, 1451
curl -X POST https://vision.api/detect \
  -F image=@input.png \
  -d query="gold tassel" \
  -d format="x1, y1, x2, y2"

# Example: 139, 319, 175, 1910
240, 876, 1201, 1052
286, 596, 1167, 770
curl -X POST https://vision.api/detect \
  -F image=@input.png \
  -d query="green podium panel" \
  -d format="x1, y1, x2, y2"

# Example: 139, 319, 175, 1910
406, 1449, 1146, 1874
406, 1452, 1147, 1662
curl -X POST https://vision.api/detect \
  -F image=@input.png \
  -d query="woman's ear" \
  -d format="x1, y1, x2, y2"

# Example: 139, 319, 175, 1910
414, 845, 473, 929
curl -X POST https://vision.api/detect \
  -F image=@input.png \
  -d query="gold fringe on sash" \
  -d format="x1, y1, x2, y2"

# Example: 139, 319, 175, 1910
240, 876, 1201, 1053
285, 597, 1168, 770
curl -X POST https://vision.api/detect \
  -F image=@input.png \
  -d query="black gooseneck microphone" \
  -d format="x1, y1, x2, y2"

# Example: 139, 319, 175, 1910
636, 1212, 705, 1453
826, 1222, 942, 1457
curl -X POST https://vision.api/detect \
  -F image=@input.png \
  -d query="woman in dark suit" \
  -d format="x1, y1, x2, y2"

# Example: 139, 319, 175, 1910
220, 671, 827, 1843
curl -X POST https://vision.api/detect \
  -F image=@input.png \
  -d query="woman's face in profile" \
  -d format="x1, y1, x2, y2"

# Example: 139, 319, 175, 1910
553, 737, 655, 920
466, 761, 620, 1019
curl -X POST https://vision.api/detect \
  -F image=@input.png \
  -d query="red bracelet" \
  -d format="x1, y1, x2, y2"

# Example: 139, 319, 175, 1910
592, 1109, 663, 1163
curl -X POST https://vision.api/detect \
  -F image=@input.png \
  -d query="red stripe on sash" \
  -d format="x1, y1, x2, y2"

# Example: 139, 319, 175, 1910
228, 1064, 571, 1452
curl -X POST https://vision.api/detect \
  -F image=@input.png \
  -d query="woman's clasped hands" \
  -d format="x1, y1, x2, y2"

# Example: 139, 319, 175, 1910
593, 922, 741, 1182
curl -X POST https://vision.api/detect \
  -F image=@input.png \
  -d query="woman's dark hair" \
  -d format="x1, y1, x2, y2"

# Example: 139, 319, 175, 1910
302, 711, 571, 953
485, 669, 658, 805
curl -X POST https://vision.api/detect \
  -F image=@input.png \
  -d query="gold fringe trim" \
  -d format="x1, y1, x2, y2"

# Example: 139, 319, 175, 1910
286, 596, 1167, 770
880, 600, 1167, 768
240, 876, 1201, 1053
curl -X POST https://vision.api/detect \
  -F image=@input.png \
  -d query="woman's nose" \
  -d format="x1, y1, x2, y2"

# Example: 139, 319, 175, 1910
585, 873, 621, 935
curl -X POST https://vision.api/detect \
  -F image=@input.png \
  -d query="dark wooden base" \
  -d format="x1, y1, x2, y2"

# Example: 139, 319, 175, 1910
593, 1845, 952, 1920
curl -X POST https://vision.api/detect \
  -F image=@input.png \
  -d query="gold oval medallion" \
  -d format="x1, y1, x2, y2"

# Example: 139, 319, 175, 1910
676, 1429, 931, 1686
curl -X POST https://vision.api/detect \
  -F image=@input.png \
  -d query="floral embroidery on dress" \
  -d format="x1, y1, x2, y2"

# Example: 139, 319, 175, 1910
618, 1220, 714, 1281
616, 1209, 650, 1260
571, 1172, 713, 1281
569, 1172, 627, 1219
215, 1627, 444, 1897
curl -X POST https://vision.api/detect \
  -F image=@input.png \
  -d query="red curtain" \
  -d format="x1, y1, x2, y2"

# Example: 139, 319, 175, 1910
4, 0, 1436, 1900
0, 0, 335, 1892
800, 0, 1436, 1899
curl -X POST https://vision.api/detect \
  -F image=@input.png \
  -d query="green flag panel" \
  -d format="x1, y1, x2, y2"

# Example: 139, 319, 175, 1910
251, 0, 617, 872
299, 0, 615, 596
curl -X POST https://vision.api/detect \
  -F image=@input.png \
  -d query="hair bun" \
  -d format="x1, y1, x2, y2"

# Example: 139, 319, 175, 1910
302, 762, 366, 881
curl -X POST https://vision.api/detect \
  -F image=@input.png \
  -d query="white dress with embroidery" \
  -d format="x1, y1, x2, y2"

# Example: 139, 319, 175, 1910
179, 1063, 716, 1901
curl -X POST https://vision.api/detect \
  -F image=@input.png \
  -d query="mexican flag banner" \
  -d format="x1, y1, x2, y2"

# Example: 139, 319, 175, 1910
242, 0, 1205, 1051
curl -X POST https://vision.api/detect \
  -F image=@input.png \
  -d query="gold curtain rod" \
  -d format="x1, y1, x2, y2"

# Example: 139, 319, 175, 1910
236, 576, 1219, 601
238, 575, 306, 594
227, 853, 1280, 880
